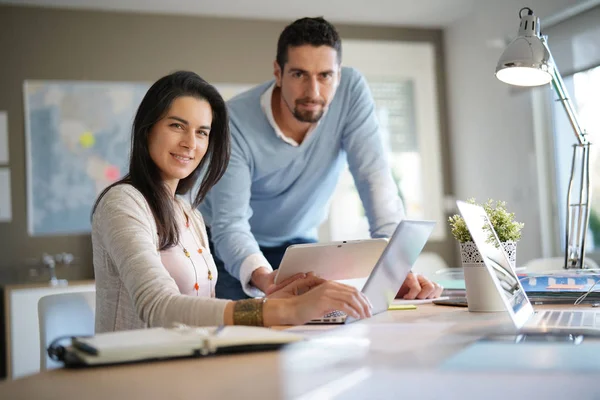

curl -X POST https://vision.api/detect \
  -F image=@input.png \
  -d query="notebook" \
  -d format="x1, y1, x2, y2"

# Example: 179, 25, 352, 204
49, 325, 304, 367
457, 200, 600, 334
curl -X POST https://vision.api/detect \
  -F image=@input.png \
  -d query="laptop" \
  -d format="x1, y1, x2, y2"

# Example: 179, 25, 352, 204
274, 238, 388, 284
308, 219, 436, 324
457, 200, 600, 334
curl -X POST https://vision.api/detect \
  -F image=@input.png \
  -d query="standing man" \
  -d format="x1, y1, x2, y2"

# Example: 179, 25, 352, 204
201, 17, 443, 300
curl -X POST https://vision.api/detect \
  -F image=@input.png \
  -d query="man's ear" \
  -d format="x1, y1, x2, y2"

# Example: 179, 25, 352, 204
274, 60, 283, 87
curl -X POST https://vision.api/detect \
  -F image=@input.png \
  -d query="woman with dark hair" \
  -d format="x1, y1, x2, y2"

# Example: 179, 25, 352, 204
92, 71, 371, 332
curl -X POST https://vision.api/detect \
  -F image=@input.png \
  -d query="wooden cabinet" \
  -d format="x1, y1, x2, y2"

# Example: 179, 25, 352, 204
3, 280, 95, 379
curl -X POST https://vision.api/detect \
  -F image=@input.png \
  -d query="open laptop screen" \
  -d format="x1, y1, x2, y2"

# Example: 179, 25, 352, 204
360, 220, 435, 315
457, 201, 532, 328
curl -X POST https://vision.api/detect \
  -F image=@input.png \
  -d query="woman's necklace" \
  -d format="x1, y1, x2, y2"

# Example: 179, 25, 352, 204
181, 245, 200, 294
177, 202, 214, 296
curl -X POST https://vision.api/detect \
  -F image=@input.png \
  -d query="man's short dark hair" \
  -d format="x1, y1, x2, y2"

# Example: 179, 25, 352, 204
276, 17, 342, 69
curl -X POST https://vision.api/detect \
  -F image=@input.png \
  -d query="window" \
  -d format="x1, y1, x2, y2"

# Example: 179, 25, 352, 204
551, 65, 600, 253
319, 40, 446, 242
533, 5, 600, 261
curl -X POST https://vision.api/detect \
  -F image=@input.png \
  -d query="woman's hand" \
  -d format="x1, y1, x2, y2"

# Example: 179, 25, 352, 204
262, 276, 372, 326
286, 280, 372, 324
267, 273, 323, 299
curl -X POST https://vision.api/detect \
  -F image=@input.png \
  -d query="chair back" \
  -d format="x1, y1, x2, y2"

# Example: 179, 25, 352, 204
38, 290, 95, 370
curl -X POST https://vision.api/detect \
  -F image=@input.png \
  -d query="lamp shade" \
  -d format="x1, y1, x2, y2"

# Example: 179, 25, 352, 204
495, 10, 552, 86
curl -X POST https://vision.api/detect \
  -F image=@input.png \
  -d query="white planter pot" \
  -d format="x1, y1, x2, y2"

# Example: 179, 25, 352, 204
459, 241, 517, 312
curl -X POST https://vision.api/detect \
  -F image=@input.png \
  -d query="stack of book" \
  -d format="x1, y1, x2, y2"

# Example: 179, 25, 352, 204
518, 271, 600, 304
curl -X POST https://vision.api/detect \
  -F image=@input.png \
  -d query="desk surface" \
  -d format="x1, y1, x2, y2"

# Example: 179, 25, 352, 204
1, 304, 599, 400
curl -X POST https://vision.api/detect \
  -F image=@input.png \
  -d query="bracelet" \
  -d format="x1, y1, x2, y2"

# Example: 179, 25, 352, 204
232, 298, 267, 326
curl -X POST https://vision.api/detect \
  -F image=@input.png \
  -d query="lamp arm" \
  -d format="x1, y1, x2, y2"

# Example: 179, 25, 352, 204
543, 37, 593, 269
544, 37, 588, 145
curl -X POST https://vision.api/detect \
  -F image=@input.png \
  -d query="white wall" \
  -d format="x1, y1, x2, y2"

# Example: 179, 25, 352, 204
444, 0, 581, 265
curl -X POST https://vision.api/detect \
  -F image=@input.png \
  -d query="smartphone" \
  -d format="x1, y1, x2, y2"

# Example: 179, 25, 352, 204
432, 297, 469, 307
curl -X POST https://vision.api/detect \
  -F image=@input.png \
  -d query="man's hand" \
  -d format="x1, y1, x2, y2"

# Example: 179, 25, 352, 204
395, 272, 443, 300
251, 267, 305, 295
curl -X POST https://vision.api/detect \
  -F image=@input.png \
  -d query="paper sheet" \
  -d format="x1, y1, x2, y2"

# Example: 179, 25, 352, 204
391, 296, 449, 305
0, 111, 8, 164
0, 168, 11, 222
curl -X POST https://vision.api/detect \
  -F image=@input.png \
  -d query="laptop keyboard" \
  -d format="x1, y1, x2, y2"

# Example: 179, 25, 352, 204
538, 310, 600, 328
323, 310, 346, 318
307, 310, 347, 324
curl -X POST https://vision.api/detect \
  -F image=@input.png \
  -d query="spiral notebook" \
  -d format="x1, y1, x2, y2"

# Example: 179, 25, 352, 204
51, 325, 304, 367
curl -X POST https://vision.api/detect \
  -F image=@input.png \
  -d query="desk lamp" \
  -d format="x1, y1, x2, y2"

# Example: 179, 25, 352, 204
495, 7, 591, 269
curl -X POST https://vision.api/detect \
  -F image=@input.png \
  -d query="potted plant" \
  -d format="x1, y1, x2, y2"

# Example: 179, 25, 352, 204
448, 199, 524, 312
448, 199, 524, 268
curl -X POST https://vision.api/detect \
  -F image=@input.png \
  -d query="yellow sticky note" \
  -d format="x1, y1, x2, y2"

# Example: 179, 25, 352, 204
388, 304, 417, 311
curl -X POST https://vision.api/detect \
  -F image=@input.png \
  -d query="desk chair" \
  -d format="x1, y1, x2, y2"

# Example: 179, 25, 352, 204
38, 290, 96, 370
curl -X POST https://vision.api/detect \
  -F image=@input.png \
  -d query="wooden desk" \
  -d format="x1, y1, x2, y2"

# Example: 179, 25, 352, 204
1, 304, 599, 399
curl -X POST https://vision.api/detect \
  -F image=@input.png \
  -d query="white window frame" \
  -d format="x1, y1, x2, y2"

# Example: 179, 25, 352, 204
320, 39, 446, 241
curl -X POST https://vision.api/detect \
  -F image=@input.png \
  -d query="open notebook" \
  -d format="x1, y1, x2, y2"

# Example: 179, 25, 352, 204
50, 325, 304, 367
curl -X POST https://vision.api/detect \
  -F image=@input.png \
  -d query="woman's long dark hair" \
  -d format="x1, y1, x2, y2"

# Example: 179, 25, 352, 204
93, 71, 230, 250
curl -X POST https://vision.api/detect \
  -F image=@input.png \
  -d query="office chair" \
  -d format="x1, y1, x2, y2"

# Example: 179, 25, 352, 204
38, 290, 96, 370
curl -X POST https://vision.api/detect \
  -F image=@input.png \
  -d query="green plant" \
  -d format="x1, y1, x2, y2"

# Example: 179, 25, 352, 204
448, 199, 524, 243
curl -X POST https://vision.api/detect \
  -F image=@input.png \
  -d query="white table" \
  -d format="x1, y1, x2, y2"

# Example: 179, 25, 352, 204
1, 303, 599, 399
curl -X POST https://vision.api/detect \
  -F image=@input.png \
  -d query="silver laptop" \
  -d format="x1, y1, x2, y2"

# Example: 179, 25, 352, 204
308, 219, 435, 324
275, 238, 388, 284
457, 200, 600, 334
